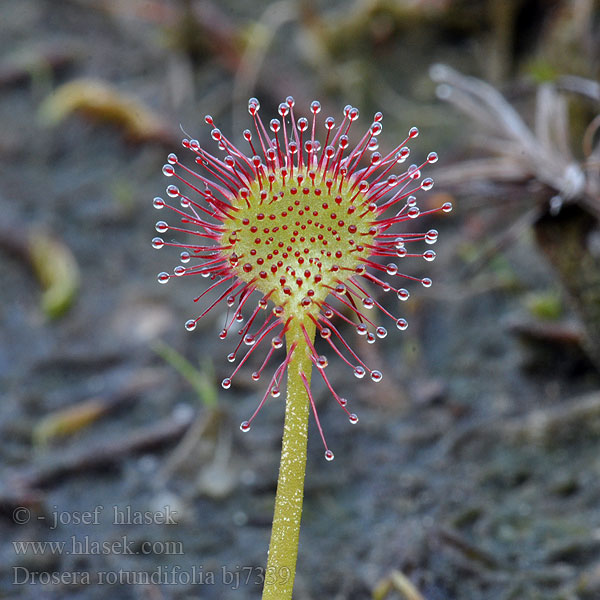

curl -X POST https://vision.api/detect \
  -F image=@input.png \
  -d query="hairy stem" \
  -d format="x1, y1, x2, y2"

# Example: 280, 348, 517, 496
262, 318, 316, 599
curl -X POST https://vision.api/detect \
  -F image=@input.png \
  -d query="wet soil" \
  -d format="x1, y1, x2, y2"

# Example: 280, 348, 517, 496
1, 1, 599, 599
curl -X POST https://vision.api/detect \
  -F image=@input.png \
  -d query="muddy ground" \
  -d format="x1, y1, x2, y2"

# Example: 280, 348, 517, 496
1, 1, 600, 599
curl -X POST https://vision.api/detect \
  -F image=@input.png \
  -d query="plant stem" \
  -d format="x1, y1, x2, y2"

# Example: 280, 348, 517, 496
262, 318, 316, 599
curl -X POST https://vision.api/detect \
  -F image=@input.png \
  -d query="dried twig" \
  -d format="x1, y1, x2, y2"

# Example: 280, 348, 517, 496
430, 64, 598, 213
33, 369, 163, 444
434, 526, 502, 570
372, 569, 426, 600
433, 391, 600, 458
11, 412, 194, 491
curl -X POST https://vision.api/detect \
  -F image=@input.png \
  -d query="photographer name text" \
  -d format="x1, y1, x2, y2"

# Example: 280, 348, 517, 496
14, 505, 178, 529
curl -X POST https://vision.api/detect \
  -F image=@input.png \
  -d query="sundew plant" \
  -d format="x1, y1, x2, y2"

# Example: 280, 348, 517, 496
153, 96, 450, 598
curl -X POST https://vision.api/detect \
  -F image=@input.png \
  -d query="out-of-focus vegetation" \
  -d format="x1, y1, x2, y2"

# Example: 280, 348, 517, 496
0, 1, 599, 599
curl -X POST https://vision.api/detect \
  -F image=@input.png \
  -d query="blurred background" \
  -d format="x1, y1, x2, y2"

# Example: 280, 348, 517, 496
1, 0, 599, 598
